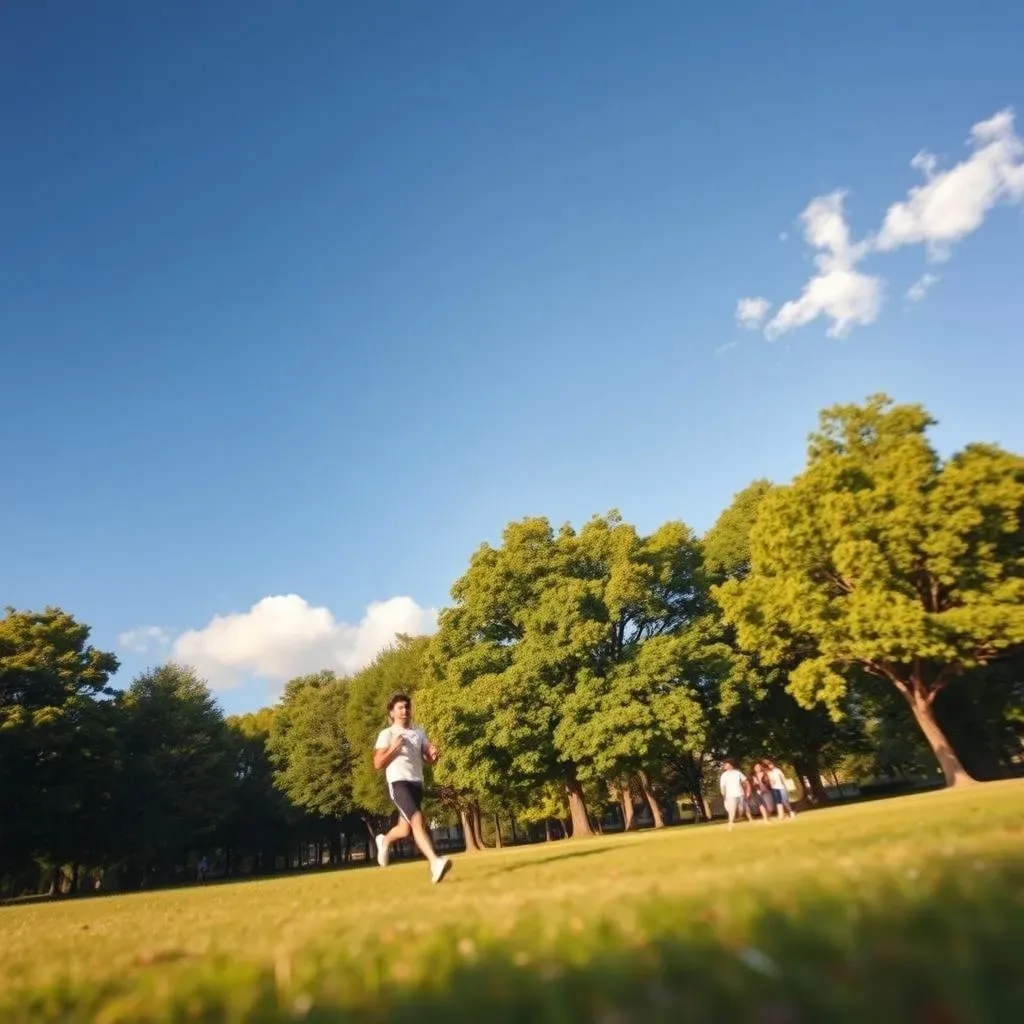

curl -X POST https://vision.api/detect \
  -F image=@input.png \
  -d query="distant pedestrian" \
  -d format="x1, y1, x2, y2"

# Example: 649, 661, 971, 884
196, 856, 209, 885
752, 762, 777, 820
719, 759, 751, 831
748, 765, 774, 822
373, 693, 452, 884
766, 760, 797, 820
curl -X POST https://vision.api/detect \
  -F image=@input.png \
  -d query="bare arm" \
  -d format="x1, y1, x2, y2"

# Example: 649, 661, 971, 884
373, 734, 404, 771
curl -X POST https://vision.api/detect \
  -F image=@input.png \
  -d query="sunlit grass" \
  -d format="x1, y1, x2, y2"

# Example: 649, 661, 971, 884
3, 781, 1023, 1022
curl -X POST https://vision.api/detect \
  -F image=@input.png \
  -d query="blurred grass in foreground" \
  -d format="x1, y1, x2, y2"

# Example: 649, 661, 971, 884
2, 781, 1022, 1023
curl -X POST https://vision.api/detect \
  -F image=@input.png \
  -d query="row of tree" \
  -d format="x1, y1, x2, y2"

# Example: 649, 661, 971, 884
2, 395, 1022, 897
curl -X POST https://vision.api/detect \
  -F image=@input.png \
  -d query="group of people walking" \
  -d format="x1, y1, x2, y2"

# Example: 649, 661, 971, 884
718, 758, 797, 829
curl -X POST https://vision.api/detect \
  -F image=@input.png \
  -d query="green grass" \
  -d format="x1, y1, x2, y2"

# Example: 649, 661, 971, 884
3, 782, 1024, 1023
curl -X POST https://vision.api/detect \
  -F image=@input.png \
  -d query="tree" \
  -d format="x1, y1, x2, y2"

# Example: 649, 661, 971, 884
715, 395, 1024, 787
424, 511, 739, 837
115, 663, 236, 886
267, 672, 352, 835
423, 517, 587, 833
704, 481, 866, 803
0, 607, 119, 891
223, 708, 293, 875
554, 517, 740, 829
702, 479, 773, 581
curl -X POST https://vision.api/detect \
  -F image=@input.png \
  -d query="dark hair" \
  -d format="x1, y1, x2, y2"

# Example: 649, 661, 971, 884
387, 692, 411, 713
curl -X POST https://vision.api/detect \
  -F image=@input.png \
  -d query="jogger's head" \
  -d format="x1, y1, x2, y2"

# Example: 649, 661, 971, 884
387, 692, 412, 725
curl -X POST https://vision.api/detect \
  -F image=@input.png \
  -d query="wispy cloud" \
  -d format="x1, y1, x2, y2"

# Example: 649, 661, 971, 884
714, 341, 738, 356
118, 625, 174, 653
905, 272, 939, 303
739, 108, 1024, 339
735, 297, 771, 330
764, 192, 881, 339
875, 110, 1024, 261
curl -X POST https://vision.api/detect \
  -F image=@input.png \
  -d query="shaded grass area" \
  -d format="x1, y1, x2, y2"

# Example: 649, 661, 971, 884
2, 782, 1023, 1022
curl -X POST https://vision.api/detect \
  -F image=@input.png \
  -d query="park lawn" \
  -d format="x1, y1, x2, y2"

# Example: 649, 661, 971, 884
2, 782, 1023, 1023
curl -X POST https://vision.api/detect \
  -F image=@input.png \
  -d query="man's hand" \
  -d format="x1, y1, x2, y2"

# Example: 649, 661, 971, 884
425, 743, 439, 764
389, 733, 405, 753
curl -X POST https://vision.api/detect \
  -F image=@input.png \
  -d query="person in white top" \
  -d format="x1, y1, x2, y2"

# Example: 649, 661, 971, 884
719, 759, 752, 830
765, 759, 797, 820
373, 692, 452, 884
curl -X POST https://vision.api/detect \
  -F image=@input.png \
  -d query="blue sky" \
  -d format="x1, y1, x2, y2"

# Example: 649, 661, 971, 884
3, 1, 1023, 714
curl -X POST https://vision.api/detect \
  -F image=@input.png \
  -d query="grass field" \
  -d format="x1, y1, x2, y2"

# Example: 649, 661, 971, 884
3, 782, 1024, 1023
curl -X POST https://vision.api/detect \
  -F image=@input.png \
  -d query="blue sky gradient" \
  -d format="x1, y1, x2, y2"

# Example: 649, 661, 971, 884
3, 2, 1023, 712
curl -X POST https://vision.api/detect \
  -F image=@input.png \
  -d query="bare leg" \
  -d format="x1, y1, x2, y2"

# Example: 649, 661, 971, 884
408, 812, 441, 866
385, 818, 411, 845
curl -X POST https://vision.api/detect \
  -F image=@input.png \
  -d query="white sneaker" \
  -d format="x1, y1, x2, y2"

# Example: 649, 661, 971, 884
375, 834, 390, 868
430, 857, 452, 884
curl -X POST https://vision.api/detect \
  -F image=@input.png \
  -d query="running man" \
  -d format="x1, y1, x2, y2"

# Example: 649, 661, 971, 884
373, 693, 452, 884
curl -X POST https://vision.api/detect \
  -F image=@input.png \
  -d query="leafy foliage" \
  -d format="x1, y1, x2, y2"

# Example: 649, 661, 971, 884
267, 671, 352, 820
715, 395, 1024, 785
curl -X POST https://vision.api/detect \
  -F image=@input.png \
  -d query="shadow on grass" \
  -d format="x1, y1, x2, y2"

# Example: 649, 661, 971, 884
9, 853, 1024, 1023
474, 845, 626, 879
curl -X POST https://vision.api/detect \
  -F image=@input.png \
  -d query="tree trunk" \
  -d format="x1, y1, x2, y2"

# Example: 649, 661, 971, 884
637, 770, 665, 829
905, 685, 977, 787
792, 754, 829, 804
493, 814, 503, 848
564, 771, 594, 838
694, 792, 710, 821
460, 809, 483, 852
509, 814, 518, 844
470, 803, 487, 848
544, 819, 553, 842
618, 782, 637, 831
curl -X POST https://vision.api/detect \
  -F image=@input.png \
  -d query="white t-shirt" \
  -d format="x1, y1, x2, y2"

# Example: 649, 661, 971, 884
374, 724, 430, 784
768, 767, 787, 791
720, 768, 747, 801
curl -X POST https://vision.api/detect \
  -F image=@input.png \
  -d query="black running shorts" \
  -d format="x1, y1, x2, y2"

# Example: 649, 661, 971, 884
388, 780, 424, 822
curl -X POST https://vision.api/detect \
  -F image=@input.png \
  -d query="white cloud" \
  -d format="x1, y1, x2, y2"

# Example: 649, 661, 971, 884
905, 272, 939, 302
874, 108, 1024, 261
735, 296, 771, 329
171, 594, 437, 690
764, 191, 882, 339
118, 625, 174, 653
714, 340, 738, 356
740, 108, 1023, 340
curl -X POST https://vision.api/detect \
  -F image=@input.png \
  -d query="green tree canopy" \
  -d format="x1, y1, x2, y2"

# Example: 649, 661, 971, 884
704, 480, 867, 799
714, 395, 1024, 787
423, 511, 737, 836
0, 607, 119, 879
267, 671, 352, 820
116, 663, 235, 883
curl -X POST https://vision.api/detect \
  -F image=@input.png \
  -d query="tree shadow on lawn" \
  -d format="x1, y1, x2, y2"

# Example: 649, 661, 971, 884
471, 844, 629, 879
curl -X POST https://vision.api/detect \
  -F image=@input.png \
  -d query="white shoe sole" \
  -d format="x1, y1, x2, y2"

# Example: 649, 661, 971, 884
431, 858, 452, 884
375, 835, 390, 868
